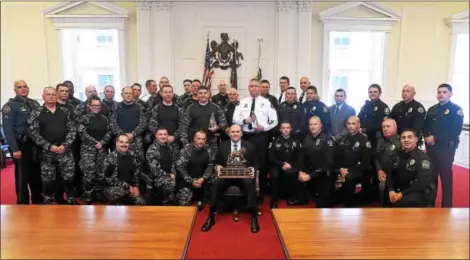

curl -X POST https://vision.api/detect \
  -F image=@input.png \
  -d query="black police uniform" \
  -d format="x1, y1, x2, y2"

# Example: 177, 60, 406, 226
1, 96, 43, 204
387, 148, 433, 207
211, 93, 229, 108
390, 99, 426, 138
221, 101, 239, 142
423, 101, 464, 207
268, 135, 302, 207
277, 101, 302, 139
335, 133, 372, 207
374, 134, 401, 206
299, 132, 335, 207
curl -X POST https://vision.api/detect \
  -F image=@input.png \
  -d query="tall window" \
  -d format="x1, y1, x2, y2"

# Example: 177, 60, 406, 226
450, 33, 469, 124
327, 31, 385, 111
61, 29, 121, 101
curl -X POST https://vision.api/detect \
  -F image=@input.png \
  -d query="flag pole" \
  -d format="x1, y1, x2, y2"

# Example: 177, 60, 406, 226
257, 37, 263, 81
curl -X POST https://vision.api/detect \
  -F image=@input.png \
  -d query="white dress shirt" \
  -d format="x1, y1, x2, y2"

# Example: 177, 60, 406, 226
141, 92, 152, 102
233, 95, 278, 133
231, 141, 241, 153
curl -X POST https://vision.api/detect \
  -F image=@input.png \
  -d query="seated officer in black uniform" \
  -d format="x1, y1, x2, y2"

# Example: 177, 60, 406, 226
268, 121, 302, 208
299, 116, 335, 208
334, 116, 372, 207
387, 129, 433, 207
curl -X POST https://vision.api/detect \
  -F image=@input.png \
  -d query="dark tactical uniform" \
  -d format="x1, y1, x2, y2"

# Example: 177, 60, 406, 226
2, 96, 43, 204
27, 105, 77, 204
374, 134, 401, 206
211, 93, 229, 108
179, 96, 198, 112
175, 144, 214, 205
103, 150, 146, 205
147, 102, 182, 158
335, 133, 372, 207
261, 94, 278, 108
277, 101, 302, 138
423, 101, 464, 207
298, 100, 332, 136
178, 92, 191, 105
268, 135, 302, 202
110, 102, 147, 161
57, 102, 75, 117
146, 141, 177, 204
358, 99, 390, 149
390, 100, 426, 138
299, 132, 335, 207
180, 102, 227, 159
102, 99, 117, 116
220, 101, 239, 142
387, 148, 433, 207
78, 113, 112, 204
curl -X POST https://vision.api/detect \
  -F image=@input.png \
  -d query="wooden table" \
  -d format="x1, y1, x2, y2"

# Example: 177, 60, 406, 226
1, 205, 196, 259
272, 208, 469, 259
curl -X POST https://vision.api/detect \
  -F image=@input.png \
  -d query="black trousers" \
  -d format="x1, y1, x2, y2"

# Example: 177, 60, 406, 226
427, 144, 455, 207
338, 170, 362, 207
243, 132, 268, 196
309, 171, 335, 208
72, 138, 82, 196
392, 193, 425, 207
11, 139, 42, 204
210, 178, 257, 209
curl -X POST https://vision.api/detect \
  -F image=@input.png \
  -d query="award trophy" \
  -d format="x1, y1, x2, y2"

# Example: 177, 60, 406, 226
215, 150, 255, 179
208, 112, 220, 136
250, 113, 258, 129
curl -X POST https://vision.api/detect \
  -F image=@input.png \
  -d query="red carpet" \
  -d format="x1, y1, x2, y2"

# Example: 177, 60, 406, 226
1, 160, 468, 259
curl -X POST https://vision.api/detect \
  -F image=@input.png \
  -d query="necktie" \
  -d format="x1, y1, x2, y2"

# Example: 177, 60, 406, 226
278, 93, 283, 103
334, 106, 339, 116
248, 98, 256, 130
299, 92, 305, 103
233, 143, 238, 152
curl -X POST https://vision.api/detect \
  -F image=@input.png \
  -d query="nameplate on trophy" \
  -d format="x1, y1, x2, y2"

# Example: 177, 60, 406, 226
216, 150, 255, 179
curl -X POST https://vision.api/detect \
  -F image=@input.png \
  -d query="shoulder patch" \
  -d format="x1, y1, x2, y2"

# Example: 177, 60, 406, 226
365, 141, 371, 148
2, 105, 11, 114
384, 107, 390, 115
457, 109, 464, 117
268, 142, 272, 149
417, 107, 425, 113
323, 106, 328, 113
422, 160, 430, 170
327, 140, 333, 146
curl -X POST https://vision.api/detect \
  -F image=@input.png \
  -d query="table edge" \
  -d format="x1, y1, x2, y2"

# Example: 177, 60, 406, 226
270, 210, 290, 260
181, 207, 198, 259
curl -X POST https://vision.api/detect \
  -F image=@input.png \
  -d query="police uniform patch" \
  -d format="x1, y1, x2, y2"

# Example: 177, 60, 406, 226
365, 141, 371, 148
312, 106, 316, 111
354, 142, 360, 147
457, 110, 464, 116
389, 144, 395, 151
293, 105, 297, 109
327, 140, 333, 146
315, 139, 320, 146
422, 160, 430, 170
409, 159, 415, 165
444, 109, 449, 115
244, 103, 248, 108
276, 143, 281, 148
268, 142, 272, 148
323, 107, 328, 113
292, 142, 296, 147
417, 107, 425, 113
2, 105, 11, 114
408, 107, 413, 113
385, 108, 390, 115
374, 106, 378, 111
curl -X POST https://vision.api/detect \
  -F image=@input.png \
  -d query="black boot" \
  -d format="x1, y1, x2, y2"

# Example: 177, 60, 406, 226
251, 216, 260, 233
270, 199, 278, 209
201, 207, 216, 232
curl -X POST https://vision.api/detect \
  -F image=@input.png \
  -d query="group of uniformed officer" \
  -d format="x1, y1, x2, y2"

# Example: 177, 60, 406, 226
1, 77, 464, 210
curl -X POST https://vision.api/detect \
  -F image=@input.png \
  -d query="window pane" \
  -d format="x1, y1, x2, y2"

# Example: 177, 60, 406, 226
61, 29, 121, 101
452, 33, 469, 124
327, 31, 385, 110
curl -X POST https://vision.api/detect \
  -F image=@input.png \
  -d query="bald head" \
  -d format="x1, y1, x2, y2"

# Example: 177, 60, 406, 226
229, 124, 242, 142
346, 116, 361, 134
85, 85, 98, 99
402, 84, 416, 102
13, 80, 29, 97
42, 86, 57, 104
382, 118, 397, 137
227, 87, 238, 102
218, 80, 228, 94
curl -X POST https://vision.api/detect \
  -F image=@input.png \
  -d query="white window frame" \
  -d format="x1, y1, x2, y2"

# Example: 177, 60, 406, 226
318, 2, 401, 104
43, 1, 128, 93
446, 10, 469, 124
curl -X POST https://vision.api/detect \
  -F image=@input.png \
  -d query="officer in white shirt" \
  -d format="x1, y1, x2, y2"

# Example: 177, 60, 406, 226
233, 78, 278, 202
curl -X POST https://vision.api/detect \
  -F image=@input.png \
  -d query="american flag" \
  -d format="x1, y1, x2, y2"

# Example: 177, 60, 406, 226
202, 39, 214, 88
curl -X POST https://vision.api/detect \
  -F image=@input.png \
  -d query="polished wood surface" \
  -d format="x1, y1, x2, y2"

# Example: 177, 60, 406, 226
1, 205, 196, 259
272, 208, 469, 259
